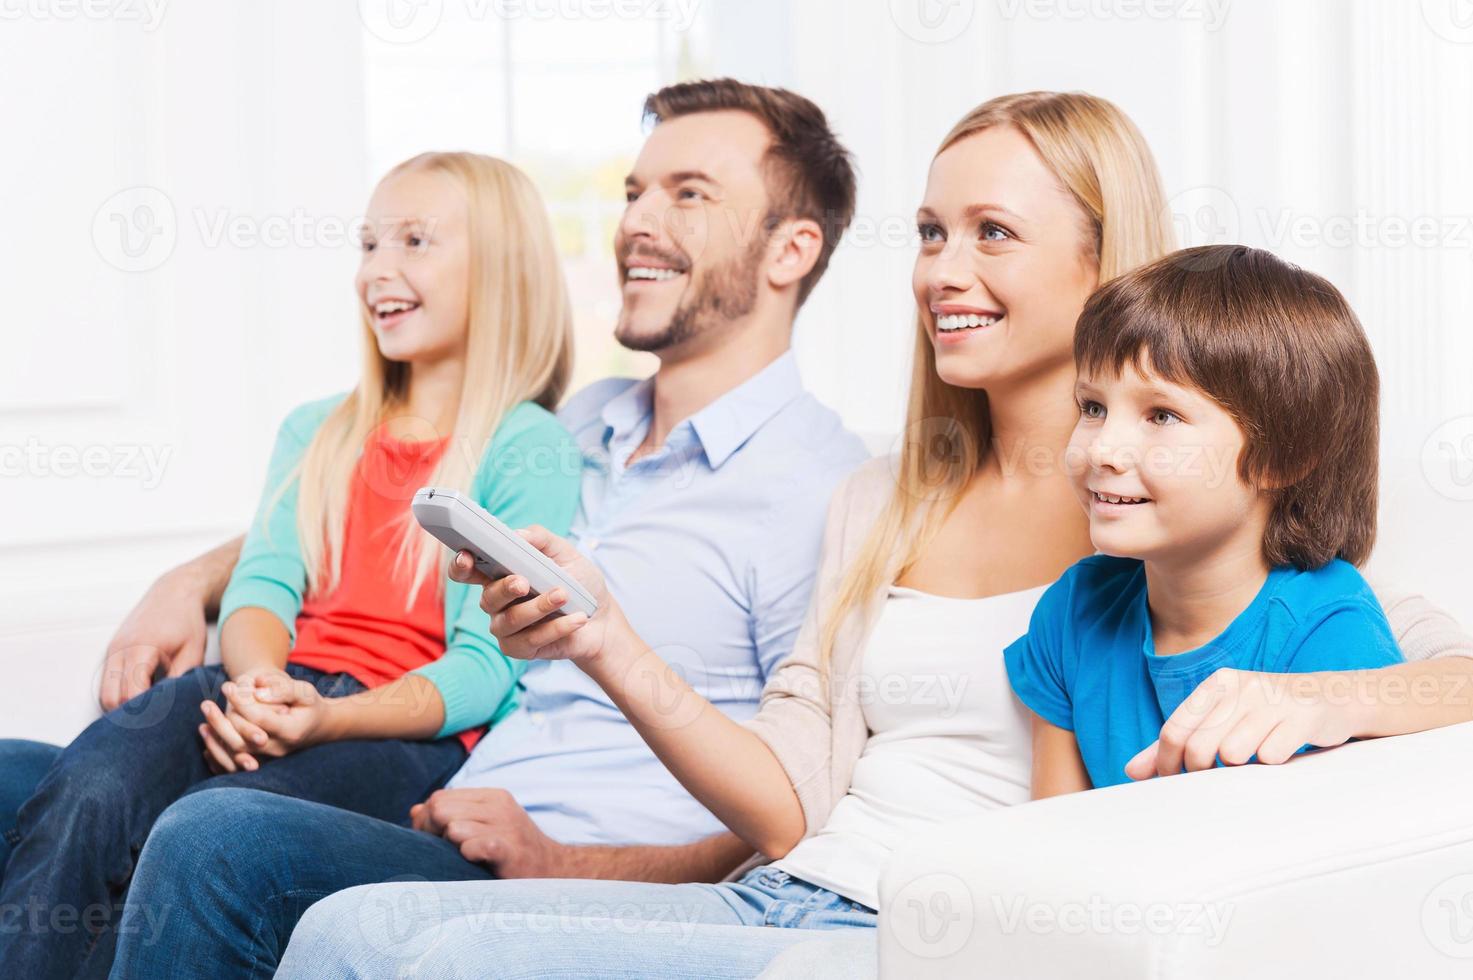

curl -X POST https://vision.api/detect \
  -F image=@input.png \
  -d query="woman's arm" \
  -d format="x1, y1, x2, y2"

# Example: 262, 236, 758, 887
468, 529, 807, 859
1031, 715, 1091, 799
1334, 656, 1473, 737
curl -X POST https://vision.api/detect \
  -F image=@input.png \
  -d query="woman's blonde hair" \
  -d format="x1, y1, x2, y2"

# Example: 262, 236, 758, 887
821, 91, 1176, 663
292, 151, 574, 606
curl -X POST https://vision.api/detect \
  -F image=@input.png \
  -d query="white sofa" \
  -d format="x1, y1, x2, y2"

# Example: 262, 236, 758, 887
877, 721, 1473, 978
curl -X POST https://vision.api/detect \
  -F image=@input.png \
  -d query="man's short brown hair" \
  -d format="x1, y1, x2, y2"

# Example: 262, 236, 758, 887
1074, 244, 1380, 570
643, 78, 857, 306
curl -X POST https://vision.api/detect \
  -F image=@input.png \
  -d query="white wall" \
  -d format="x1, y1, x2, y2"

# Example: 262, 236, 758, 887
0, 2, 370, 741
3, 0, 1471, 743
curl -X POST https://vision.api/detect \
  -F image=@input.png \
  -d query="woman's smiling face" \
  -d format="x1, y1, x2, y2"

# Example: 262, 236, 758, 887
912, 125, 1101, 392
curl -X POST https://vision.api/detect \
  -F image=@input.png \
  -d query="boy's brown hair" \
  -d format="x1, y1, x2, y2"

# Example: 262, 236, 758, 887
643, 78, 857, 306
1074, 244, 1379, 570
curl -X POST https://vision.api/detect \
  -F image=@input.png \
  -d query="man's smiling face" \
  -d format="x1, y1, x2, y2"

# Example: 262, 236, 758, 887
614, 110, 775, 356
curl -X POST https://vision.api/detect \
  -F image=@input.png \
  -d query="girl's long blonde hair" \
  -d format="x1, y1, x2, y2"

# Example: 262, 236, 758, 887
820, 92, 1176, 663
293, 152, 574, 606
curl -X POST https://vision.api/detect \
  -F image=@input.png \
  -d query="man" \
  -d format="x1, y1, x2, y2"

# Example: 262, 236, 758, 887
100, 79, 870, 975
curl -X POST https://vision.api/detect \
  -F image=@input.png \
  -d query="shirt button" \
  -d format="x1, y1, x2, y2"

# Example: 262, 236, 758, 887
585, 538, 600, 551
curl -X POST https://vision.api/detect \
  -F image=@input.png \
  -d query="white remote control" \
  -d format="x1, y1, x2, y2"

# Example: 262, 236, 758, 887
412, 487, 598, 619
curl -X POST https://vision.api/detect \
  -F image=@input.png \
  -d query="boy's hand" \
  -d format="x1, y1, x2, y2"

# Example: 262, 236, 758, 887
1126, 668, 1358, 779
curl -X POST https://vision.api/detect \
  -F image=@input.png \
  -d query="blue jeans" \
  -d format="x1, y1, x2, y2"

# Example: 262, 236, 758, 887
0, 664, 467, 980
0, 740, 58, 872
276, 865, 878, 979
109, 787, 495, 979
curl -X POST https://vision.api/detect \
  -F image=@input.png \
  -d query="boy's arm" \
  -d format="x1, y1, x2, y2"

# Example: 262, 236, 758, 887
1030, 715, 1092, 799
1131, 602, 1462, 779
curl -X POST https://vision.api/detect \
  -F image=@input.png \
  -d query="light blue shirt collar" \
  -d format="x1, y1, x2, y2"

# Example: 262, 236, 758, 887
598, 350, 804, 470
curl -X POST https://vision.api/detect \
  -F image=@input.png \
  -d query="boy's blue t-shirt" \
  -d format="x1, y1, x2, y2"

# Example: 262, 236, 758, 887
1004, 555, 1404, 789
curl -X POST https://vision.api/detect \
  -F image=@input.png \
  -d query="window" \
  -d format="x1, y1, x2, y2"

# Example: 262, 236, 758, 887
361, 4, 713, 390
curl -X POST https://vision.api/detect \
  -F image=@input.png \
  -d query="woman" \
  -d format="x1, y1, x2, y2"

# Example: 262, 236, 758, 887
278, 94, 1473, 978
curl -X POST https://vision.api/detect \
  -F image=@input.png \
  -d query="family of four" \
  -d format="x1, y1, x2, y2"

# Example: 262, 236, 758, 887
1, 78, 1469, 978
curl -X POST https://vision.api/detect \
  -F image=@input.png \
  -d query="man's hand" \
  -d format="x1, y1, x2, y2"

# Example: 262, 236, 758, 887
411, 788, 565, 877
100, 568, 210, 711
450, 526, 634, 666
1126, 668, 1359, 779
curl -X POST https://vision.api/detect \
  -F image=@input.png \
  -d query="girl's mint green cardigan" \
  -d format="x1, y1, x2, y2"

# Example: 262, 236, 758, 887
217, 395, 582, 739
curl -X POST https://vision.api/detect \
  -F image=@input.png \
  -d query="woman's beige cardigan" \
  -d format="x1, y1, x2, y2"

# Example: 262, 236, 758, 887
743, 456, 1473, 842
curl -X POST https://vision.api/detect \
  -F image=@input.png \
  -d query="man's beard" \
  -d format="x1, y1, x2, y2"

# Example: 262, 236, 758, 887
616, 234, 765, 354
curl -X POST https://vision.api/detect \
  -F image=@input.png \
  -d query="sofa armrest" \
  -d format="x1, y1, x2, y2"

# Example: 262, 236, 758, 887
878, 721, 1473, 979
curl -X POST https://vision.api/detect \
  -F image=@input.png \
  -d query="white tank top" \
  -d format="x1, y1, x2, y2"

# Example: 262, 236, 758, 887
774, 583, 1044, 909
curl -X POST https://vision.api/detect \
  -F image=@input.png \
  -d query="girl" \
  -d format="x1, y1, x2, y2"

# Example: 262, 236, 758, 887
0, 151, 581, 980
281, 96, 1473, 978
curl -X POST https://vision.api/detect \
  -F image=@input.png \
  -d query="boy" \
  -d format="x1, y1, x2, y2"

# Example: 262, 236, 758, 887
1006, 244, 1404, 795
